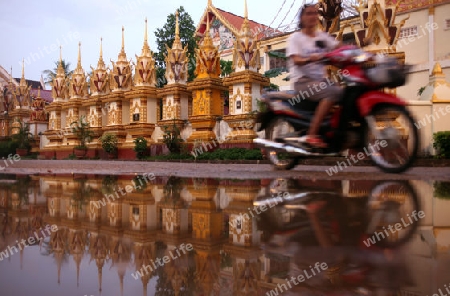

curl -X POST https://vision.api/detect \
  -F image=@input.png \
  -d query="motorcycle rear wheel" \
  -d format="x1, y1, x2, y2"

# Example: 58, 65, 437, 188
265, 117, 299, 170
365, 105, 418, 173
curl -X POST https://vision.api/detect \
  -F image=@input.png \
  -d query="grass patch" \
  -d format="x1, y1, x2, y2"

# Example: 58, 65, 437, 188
146, 148, 263, 161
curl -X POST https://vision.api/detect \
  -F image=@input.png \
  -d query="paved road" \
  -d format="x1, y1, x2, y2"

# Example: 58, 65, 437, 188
1, 160, 449, 180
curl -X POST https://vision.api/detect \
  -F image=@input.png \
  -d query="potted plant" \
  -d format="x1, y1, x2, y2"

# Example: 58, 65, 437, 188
99, 133, 118, 159
162, 120, 184, 154
11, 119, 34, 156
71, 115, 93, 159
133, 136, 148, 160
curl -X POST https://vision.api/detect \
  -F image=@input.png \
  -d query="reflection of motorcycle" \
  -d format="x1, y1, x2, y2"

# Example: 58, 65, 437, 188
254, 180, 420, 249
255, 180, 419, 294
254, 45, 418, 173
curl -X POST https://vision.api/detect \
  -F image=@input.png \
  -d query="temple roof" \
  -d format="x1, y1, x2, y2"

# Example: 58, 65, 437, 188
386, 0, 450, 13
196, 6, 277, 40
14, 78, 43, 89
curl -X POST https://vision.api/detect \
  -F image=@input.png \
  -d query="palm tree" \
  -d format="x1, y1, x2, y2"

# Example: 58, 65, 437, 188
42, 59, 73, 87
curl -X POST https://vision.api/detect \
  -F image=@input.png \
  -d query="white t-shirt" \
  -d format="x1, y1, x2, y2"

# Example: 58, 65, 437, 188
286, 30, 339, 81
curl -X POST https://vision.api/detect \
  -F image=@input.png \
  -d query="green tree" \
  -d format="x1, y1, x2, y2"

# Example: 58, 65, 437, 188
154, 6, 198, 87
42, 59, 73, 86
220, 60, 233, 77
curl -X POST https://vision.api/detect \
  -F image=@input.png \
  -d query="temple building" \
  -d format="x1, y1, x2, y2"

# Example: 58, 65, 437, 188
0, 0, 448, 158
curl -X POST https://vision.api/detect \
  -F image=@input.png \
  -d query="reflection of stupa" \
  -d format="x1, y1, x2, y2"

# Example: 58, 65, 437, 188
1, 175, 449, 295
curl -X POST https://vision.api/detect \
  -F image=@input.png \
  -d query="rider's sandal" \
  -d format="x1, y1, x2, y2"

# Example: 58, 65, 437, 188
299, 135, 328, 148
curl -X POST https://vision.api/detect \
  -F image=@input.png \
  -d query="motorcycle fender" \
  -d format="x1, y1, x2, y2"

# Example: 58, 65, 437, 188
356, 91, 407, 117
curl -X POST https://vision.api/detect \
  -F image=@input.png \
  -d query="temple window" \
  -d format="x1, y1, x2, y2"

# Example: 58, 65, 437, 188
445, 19, 450, 30
269, 49, 287, 70
260, 57, 264, 67
399, 26, 418, 39
132, 207, 139, 215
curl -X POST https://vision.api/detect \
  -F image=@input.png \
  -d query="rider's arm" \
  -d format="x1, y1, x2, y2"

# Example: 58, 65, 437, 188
290, 54, 322, 66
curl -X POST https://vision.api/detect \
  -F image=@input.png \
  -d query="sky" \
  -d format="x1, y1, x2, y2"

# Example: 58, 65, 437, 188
0, 0, 302, 84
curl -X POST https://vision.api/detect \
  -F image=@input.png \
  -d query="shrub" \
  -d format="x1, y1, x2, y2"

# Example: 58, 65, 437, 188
0, 141, 19, 157
99, 133, 118, 154
433, 131, 450, 159
134, 137, 148, 160
434, 181, 450, 200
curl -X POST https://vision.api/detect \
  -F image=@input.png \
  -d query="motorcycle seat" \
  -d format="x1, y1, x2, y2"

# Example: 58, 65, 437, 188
262, 91, 319, 112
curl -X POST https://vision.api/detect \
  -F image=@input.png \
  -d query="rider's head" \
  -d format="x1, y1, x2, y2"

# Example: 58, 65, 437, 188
298, 4, 319, 30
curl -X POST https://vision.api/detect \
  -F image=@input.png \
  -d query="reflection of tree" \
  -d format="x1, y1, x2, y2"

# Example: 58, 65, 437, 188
11, 176, 31, 207
72, 178, 91, 211
101, 175, 118, 195
163, 177, 185, 205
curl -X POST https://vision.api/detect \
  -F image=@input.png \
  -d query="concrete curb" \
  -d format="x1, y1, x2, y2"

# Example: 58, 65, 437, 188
122, 157, 449, 167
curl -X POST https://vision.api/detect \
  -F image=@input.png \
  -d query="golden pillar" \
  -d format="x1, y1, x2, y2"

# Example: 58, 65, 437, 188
156, 10, 192, 141
43, 47, 69, 151
187, 15, 226, 142
62, 42, 89, 149
124, 19, 158, 146
102, 27, 132, 143
84, 38, 110, 146
223, 1, 270, 144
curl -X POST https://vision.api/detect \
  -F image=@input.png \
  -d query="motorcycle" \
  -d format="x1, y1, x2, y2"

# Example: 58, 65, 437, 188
254, 179, 420, 295
254, 179, 420, 250
254, 45, 419, 173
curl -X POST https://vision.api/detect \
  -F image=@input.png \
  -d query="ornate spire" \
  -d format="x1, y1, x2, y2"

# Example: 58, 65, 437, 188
110, 26, 132, 91
194, 11, 221, 78
231, 0, 260, 72
141, 18, 151, 56
172, 10, 183, 51
240, 0, 252, 38
97, 38, 106, 69
69, 42, 87, 98
164, 10, 189, 84
118, 26, 127, 61
56, 46, 65, 77
134, 18, 156, 86
90, 37, 110, 95
77, 42, 82, 69
21, 59, 25, 80
9, 66, 12, 84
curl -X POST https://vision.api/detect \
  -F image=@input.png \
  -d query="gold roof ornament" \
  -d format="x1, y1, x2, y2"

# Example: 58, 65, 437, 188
90, 38, 110, 96
164, 10, 189, 84
232, 0, 260, 72
110, 27, 133, 91
69, 42, 88, 99
194, 12, 221, 78
52, 46, 69, 100
134, 18, 156, 87
351, 0, 409, 51
13, 59, 32, 108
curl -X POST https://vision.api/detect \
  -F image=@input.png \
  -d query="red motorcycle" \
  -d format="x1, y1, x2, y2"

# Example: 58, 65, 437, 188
254, 45, 419, 173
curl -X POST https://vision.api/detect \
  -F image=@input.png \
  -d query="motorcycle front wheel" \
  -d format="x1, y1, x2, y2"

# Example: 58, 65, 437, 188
365, 181, 420, 248
265, 117, 299, 170
364, 105, 419, 173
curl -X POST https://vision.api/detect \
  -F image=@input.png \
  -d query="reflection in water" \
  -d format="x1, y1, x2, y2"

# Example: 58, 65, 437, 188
0, 175, 449, 296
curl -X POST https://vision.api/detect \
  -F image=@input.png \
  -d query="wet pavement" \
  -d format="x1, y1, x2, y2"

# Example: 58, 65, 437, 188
0, 171, 449, 295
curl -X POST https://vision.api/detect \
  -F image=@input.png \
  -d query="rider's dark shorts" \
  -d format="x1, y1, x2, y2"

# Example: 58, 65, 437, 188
294, 76, 343, 104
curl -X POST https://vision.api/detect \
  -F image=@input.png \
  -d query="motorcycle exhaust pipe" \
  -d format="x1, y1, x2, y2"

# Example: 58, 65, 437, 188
253, 138, 339, 157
